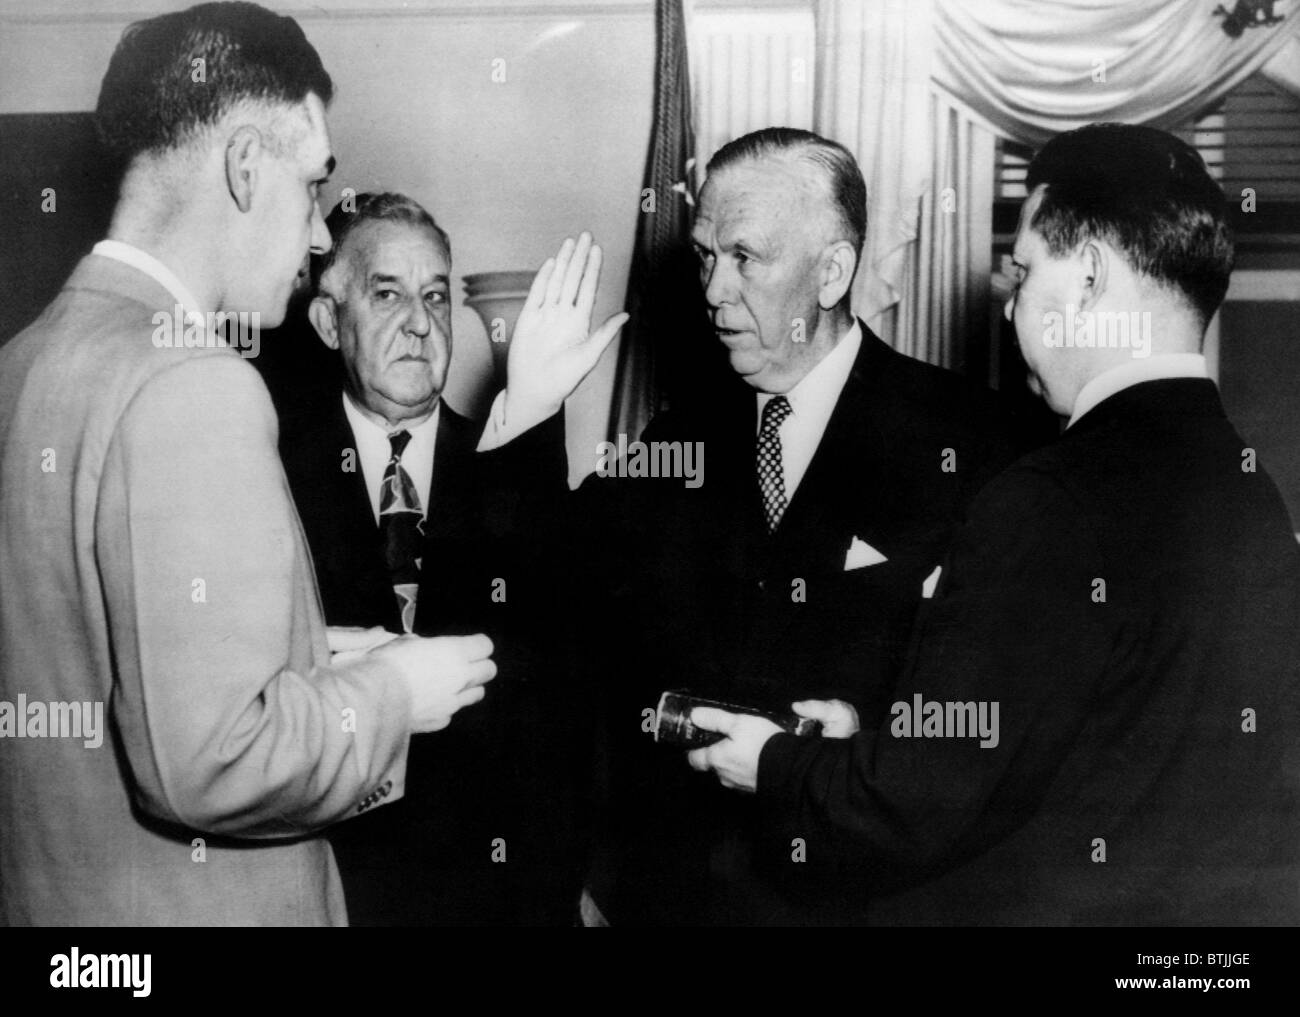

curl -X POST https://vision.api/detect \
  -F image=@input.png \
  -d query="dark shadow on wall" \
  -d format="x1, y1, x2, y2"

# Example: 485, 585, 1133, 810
0, 113, 122, 344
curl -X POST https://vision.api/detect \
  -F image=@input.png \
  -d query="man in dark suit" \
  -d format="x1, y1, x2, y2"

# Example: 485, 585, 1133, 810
573, 128, 1022, 925
692, 123, 1300, 925
274, 193, 624, 924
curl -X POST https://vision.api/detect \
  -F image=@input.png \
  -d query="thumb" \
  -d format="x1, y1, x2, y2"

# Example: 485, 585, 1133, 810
327, 625, 396, 654
791, 699, 838, 722
690, 706, 737, 735
586, 312, 629, 360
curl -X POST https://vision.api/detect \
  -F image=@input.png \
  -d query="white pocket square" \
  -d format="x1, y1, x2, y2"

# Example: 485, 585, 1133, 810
844, 537, 888, 571
921, 565, 943, 599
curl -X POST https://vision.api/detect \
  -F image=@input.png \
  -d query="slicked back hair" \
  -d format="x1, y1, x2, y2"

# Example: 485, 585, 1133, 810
706, 127, 867, 262
1026, 123, 1234, 326
314, 192, 450, 301
96, 1, 333, 164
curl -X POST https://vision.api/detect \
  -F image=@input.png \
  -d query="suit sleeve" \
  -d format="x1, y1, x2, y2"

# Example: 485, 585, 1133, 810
98, 354, 413, 838
757, 465, 1118, 894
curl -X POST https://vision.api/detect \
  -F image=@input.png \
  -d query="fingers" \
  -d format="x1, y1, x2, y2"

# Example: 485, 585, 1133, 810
560, 232, 593, 306
457, 633, 495, 661
574, 238, 602, 313
462, 657, 498, 689
687, 747, 711, 771
690, 706, 736, 735
454, 685, 487, 710
527, 257, 555, 309
545, 237, 574, 304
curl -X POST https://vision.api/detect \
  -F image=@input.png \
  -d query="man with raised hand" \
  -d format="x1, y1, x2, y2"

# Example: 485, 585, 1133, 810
275, 193, 624, 924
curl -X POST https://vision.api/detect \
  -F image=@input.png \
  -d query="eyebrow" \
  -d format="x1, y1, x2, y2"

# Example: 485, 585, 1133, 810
366, 273, 449, 288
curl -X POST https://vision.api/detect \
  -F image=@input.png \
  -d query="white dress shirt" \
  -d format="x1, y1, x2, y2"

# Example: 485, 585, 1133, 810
343, 393, 440, 524
755, 321, 863, 503
1068, 353, 1209, 428
92, 239, 206, 327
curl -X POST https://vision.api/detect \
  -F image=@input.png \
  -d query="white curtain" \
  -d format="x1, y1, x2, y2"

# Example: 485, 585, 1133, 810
894, 89, 996, 371
814, 0, 934, 331
933, 0, 1300, 147
813, 0, 1300, 370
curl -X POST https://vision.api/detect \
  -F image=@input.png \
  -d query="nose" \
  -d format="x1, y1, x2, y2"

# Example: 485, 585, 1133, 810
702, 259, 733, 310
405, 294, 431, 338
309, 201, 330, 256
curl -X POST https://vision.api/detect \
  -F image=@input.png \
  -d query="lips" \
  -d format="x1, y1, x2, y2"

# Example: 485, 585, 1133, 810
714, 325, 752, 343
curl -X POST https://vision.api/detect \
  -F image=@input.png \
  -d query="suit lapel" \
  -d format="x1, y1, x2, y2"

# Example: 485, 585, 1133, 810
288, 394, 397, 631
766, 326, 893, 578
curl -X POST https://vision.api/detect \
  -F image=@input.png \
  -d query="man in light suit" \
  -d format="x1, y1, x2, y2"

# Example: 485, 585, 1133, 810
273, 194, 623, 924
572, 128, 1023, 925
0, 2, 498, 926
692, 124, 1300, 925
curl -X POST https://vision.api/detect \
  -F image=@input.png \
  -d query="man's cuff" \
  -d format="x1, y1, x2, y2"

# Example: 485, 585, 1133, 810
756, 730, 806, 808
477, 390, 561, 451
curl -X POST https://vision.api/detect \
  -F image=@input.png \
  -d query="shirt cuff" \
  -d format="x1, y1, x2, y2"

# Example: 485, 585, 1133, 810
476, 390, 559, 452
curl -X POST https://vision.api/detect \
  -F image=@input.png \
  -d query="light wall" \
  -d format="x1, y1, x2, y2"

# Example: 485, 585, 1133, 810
0, 0, 656, 485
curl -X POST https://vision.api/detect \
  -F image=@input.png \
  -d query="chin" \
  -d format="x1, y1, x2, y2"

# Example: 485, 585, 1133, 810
727, 349, 767, 380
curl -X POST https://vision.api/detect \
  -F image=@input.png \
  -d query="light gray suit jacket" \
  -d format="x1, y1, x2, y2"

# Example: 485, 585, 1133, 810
0, 254, 413, 925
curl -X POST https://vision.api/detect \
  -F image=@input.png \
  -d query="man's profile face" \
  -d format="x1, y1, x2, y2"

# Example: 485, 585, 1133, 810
1005, 185, 1082, 416
328, 219, 453, 424
692, 157, 833, 393
245, 92, 333, 327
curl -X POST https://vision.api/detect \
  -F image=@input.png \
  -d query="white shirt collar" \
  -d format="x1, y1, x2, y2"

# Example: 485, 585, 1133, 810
92, 239, 207, 327
1068, 353, 1209, 428
342, 391, 440, 524
755, 320, 862, 502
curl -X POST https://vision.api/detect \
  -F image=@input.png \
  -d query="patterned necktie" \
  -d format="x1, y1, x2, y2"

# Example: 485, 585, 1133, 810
756, 395, 792, 533
379, 430, 424, 634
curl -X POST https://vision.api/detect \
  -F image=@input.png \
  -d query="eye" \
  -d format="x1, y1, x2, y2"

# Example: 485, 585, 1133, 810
375, 288, 398, 301
425, 291, 447, 305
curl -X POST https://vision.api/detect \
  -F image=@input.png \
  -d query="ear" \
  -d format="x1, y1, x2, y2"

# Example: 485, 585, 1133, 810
224, 124, 264, 214
818, 240, 858, 310
308, 295, 341, 350
1077, 239, 1109, 312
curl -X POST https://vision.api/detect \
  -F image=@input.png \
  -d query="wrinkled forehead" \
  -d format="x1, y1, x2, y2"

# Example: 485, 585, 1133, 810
696, 155, 832, 239
343, 219, 450, 283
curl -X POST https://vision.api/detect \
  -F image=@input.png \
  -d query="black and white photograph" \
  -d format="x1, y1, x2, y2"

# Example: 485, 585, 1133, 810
0, 0, 1297, 999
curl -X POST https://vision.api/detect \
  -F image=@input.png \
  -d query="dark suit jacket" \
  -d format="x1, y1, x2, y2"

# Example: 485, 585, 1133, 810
760, 378, 1300, 925
277, 384, 584, 925
582, 324, 1023, 925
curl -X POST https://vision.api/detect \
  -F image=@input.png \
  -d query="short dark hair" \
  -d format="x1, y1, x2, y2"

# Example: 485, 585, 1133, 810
1026, 123, 1234, 325
706, 127, 867, 259
96, 1, 333, 164
314, 192, 449, 299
